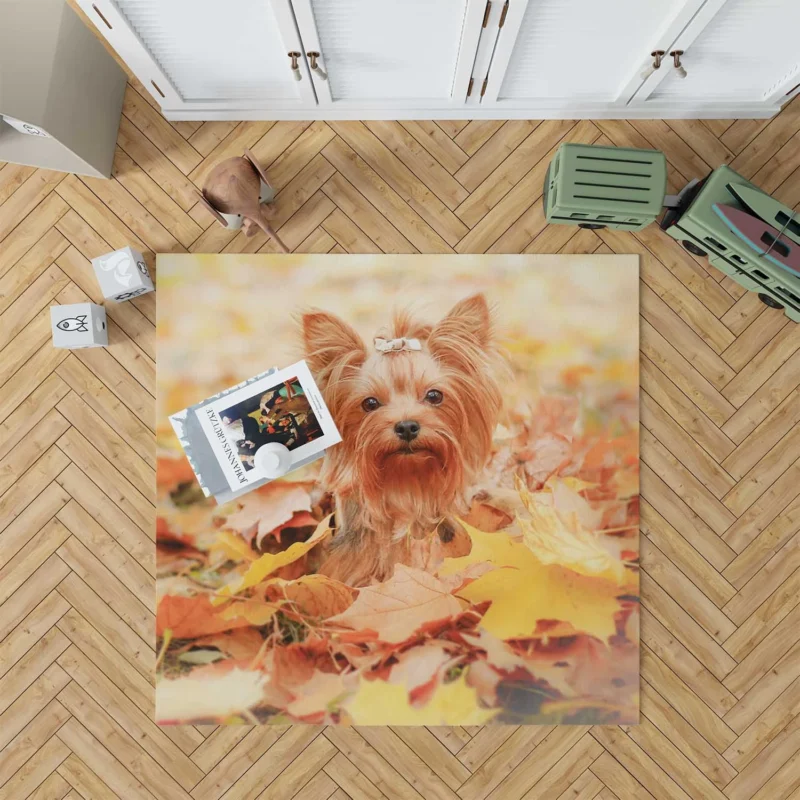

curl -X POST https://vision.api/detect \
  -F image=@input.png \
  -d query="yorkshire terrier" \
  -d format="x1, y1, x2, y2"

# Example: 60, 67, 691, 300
300, 293, 506, 586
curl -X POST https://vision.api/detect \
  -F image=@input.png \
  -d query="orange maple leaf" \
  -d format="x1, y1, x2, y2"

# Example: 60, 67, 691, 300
157, 594, 252, 638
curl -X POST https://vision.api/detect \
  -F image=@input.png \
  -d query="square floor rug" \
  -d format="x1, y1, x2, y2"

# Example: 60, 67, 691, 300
155, 254, 640, 726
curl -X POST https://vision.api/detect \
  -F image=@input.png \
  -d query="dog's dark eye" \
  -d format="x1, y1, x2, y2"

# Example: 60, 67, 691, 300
361, 397, 381, 412
424, 389, 444, 405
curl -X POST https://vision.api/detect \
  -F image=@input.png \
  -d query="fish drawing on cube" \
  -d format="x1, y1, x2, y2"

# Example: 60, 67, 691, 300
51, 303, 107, 349
92, 245, 154, 302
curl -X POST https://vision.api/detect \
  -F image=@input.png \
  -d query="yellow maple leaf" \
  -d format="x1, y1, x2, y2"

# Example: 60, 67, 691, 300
214, 515, 333, 603
519, 510, 627, 585
217, 599, 279, 625
210, 531, 259, 563
518, 511, 627, 588
345, 672, 498, 726
440, 521, 624, 642
516, 474, 630, 586
437, 520, 521, 578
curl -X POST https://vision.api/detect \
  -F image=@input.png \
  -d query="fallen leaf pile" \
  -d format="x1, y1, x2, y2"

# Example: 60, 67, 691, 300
155, 376, 639, 726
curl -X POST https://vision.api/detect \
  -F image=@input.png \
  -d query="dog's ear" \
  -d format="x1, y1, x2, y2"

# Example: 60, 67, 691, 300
430, 293, 493, 349
300, 309, 366, 380
428, 293, 495, 372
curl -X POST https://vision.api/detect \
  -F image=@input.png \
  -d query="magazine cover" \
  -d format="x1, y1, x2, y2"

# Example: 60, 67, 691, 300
195, 360, 341, 492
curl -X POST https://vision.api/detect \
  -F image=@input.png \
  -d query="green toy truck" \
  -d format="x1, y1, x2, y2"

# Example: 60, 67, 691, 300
659, 165, 800, 323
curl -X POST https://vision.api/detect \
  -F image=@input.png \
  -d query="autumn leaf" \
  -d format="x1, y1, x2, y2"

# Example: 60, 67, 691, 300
611, 468, 640, 500
387, 641, 454, 696
520, 512, 626, 585
220, 481, 313, 545
327, 564, 464, 644
285, 669, 356, 722
544, 477, 602, 531
156, 594, 253, 638
441, 521, 624, 642
463, 500, 514, 532
264, 510, 318, 548
156, 455, 196, 494
580, 435, 635, 477
157, 505, 216, 547
516, 476, 628, 585
157, 575, 208, 602
462, 629, 526, 672
437, 520, 522, 578
547, 476, 597, 494
345, 671, 499, 725
268, 637, 340, 689
211, 530, 260, 563
217, 598, 280, 626
437, 561, 495, 594
217, 514, 333, 600
263, 574, 355, 618
524, 432, 573, 485
188, 628, 265, 660
156, 668, 267, 723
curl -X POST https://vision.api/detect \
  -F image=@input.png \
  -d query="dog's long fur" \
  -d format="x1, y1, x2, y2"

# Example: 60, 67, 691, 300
300, 294, 506, 586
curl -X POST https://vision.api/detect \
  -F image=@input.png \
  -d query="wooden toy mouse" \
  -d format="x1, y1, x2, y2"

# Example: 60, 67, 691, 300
198, 149, 289, 252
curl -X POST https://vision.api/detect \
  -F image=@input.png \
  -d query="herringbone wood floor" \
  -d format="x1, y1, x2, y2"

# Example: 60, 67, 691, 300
3, 50, 800, 799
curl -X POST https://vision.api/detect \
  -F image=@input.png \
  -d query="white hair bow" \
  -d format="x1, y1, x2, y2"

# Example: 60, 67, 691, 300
374, 337, 422, 354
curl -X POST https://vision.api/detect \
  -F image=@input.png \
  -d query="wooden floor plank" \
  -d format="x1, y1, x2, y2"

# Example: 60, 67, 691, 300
55, 610, 157, 723
639, 679, 737, 789
364, 120, 469, 210
323, 131, 458, 251
121, 85, 202, 176
0, 627, 70, 716
56, 717, 157, 800
55, 463, 154, 572
0, 170, 66, 242
0, 163, 36, 206
57, 647, 202, 789
400, 120, 469, 175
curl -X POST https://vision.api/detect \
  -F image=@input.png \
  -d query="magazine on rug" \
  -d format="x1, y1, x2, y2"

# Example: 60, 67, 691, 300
171, 360, 341, 501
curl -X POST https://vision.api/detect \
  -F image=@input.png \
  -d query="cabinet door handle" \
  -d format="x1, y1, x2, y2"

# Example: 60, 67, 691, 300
307, 52, 328, 81
288, 51, 302, 81
640, 50, 665, 80
670, 50, 687, 79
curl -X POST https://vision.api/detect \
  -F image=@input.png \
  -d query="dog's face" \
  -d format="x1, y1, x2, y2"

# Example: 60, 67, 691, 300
300, 294, 504, 524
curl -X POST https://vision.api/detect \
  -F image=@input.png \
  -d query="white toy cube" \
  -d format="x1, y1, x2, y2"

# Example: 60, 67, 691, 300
51, 303, 108, 349
91, 246, 154, 302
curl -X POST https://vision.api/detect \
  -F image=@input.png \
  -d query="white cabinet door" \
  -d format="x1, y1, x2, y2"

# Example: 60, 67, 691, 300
633, 0, 800, 110
77, 0, 316, 112
290, 0, 486, 108
479, 0, 707, 112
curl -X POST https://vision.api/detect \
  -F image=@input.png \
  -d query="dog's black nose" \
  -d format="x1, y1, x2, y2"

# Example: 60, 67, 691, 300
394, 420, 420, 442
